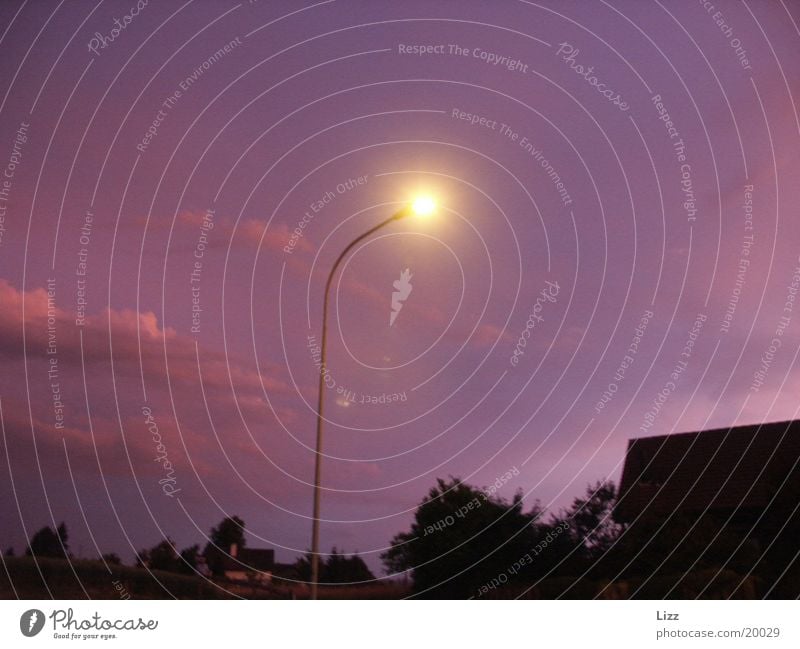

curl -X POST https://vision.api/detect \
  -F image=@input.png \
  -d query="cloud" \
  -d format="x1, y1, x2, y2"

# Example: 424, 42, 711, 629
0, 278, 298, 483
176, 210, 315, 254
0, 278, 287, 392
0, 279, 326, 531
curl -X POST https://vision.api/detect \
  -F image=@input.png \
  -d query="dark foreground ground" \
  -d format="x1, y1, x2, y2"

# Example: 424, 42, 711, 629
2, 556, 795, 599
0, 557, 408, 599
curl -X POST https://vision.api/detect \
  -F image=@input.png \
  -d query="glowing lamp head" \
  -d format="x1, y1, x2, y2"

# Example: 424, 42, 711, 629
411, 195, 436, 218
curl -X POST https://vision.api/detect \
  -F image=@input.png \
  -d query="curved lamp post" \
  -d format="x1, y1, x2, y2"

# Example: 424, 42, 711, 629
310, 195, 436, 599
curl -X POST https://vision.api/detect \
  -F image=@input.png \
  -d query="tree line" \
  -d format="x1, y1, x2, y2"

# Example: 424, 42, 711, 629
11, 473, 794, 597
10, 514, 374, 585
382, 477, 622, 597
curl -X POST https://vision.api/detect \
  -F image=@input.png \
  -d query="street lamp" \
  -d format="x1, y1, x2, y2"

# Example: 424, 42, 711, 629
309, 195, 436, 599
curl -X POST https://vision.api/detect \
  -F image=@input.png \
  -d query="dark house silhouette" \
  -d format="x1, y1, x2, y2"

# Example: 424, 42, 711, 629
611, 420, 800, 597
615, 419, 800, 530
220, 543, 275, 584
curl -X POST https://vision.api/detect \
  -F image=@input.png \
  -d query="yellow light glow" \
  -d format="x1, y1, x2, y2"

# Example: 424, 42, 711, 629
411, 195, 436, 217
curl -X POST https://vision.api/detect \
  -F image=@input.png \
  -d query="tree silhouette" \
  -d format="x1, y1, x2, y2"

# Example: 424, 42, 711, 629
325, 548, 375, 583
178, 544, 200, 575
209, 516, 246, 549
204, 515, 246, 576
26, 522, 69, 559
382, 477, 541, 597
137, 537, 180, 572
296, 547, 375, 585
541, 480, 622, 579
553, 481, 621, 557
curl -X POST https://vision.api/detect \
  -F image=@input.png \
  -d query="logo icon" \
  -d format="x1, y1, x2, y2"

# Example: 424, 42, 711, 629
20, 609, 45, 637
390, 268, 413, 326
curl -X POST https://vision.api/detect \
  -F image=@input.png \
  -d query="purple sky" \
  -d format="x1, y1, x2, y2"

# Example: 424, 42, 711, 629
1, 0, 799, 576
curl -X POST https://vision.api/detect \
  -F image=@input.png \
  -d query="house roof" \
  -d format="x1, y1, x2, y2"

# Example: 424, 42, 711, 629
240, 548, 275, 571
615, 419, 800, 522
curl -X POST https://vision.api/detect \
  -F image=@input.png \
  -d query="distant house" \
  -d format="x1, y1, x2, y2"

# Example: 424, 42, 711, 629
220, 543, 275, 584
615, 419, 800, 539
